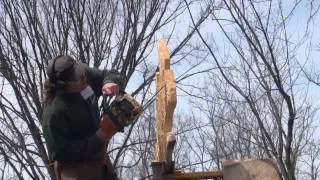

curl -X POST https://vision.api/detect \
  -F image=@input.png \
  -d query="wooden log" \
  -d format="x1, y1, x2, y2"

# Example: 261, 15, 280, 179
222, 159, 280, 180
153, 39, 177, 179
164, 70, 176, 133
158, 39, 170, 70
174, 171, 223, 179
154, 39, 177, 162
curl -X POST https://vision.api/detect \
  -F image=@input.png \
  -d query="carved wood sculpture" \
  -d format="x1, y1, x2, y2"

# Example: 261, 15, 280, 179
150, 40, 279, 180
152, 39, 177, 179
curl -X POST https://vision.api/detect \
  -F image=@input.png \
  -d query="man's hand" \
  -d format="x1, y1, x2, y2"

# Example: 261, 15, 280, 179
102, 83, 119, 96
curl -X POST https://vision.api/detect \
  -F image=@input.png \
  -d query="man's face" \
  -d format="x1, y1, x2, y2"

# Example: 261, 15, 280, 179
65, 75, 88, 93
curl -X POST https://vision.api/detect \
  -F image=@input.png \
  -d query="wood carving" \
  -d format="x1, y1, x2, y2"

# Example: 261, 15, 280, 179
155, 39, 177, 163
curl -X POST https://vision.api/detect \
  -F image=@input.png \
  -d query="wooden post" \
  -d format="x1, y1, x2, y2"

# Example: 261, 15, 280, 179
152, 39, 177, 180
151, 40, 224, 180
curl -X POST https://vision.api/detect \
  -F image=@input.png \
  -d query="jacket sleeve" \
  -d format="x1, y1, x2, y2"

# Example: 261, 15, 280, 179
47, 109, 104, 161
83, 64, 125, 97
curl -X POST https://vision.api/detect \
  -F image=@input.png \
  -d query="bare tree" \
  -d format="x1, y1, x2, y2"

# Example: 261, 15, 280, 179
0, 0, 211, 179
300, 0, 320, 86
297, 139, 320, 180
183, 0, 318, 179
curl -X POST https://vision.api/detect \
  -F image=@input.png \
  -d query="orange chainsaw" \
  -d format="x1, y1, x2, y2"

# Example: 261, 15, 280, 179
101, 91, 143, 132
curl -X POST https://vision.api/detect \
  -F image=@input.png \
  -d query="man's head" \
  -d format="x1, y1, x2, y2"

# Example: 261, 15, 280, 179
47, 55, 87, 93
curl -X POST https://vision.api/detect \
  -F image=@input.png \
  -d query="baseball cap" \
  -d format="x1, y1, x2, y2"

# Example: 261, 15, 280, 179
47, 55, 85, 82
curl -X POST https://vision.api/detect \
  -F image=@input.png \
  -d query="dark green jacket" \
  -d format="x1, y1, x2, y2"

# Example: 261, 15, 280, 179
42, 65, 123, 162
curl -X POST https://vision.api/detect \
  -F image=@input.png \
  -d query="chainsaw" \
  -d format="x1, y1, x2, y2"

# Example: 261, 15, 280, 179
102, 91, 143, 132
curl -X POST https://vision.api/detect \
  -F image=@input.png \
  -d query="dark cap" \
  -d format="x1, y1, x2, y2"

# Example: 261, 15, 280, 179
47, 55, 85, 82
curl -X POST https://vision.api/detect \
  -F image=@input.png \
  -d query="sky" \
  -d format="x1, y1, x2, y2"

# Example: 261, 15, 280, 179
1, 0, 320, 179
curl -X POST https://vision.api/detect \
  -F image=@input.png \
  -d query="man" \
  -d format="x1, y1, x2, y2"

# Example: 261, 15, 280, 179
42, 55, 125, 180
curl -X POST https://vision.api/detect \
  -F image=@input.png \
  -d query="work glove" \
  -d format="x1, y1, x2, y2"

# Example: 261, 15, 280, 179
96, 104, 125, 141
98, 114, 118, 141
102, 106, 126, 132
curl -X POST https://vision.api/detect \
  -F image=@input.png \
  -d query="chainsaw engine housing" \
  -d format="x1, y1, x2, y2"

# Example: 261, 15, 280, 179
108, 93, 143, 128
